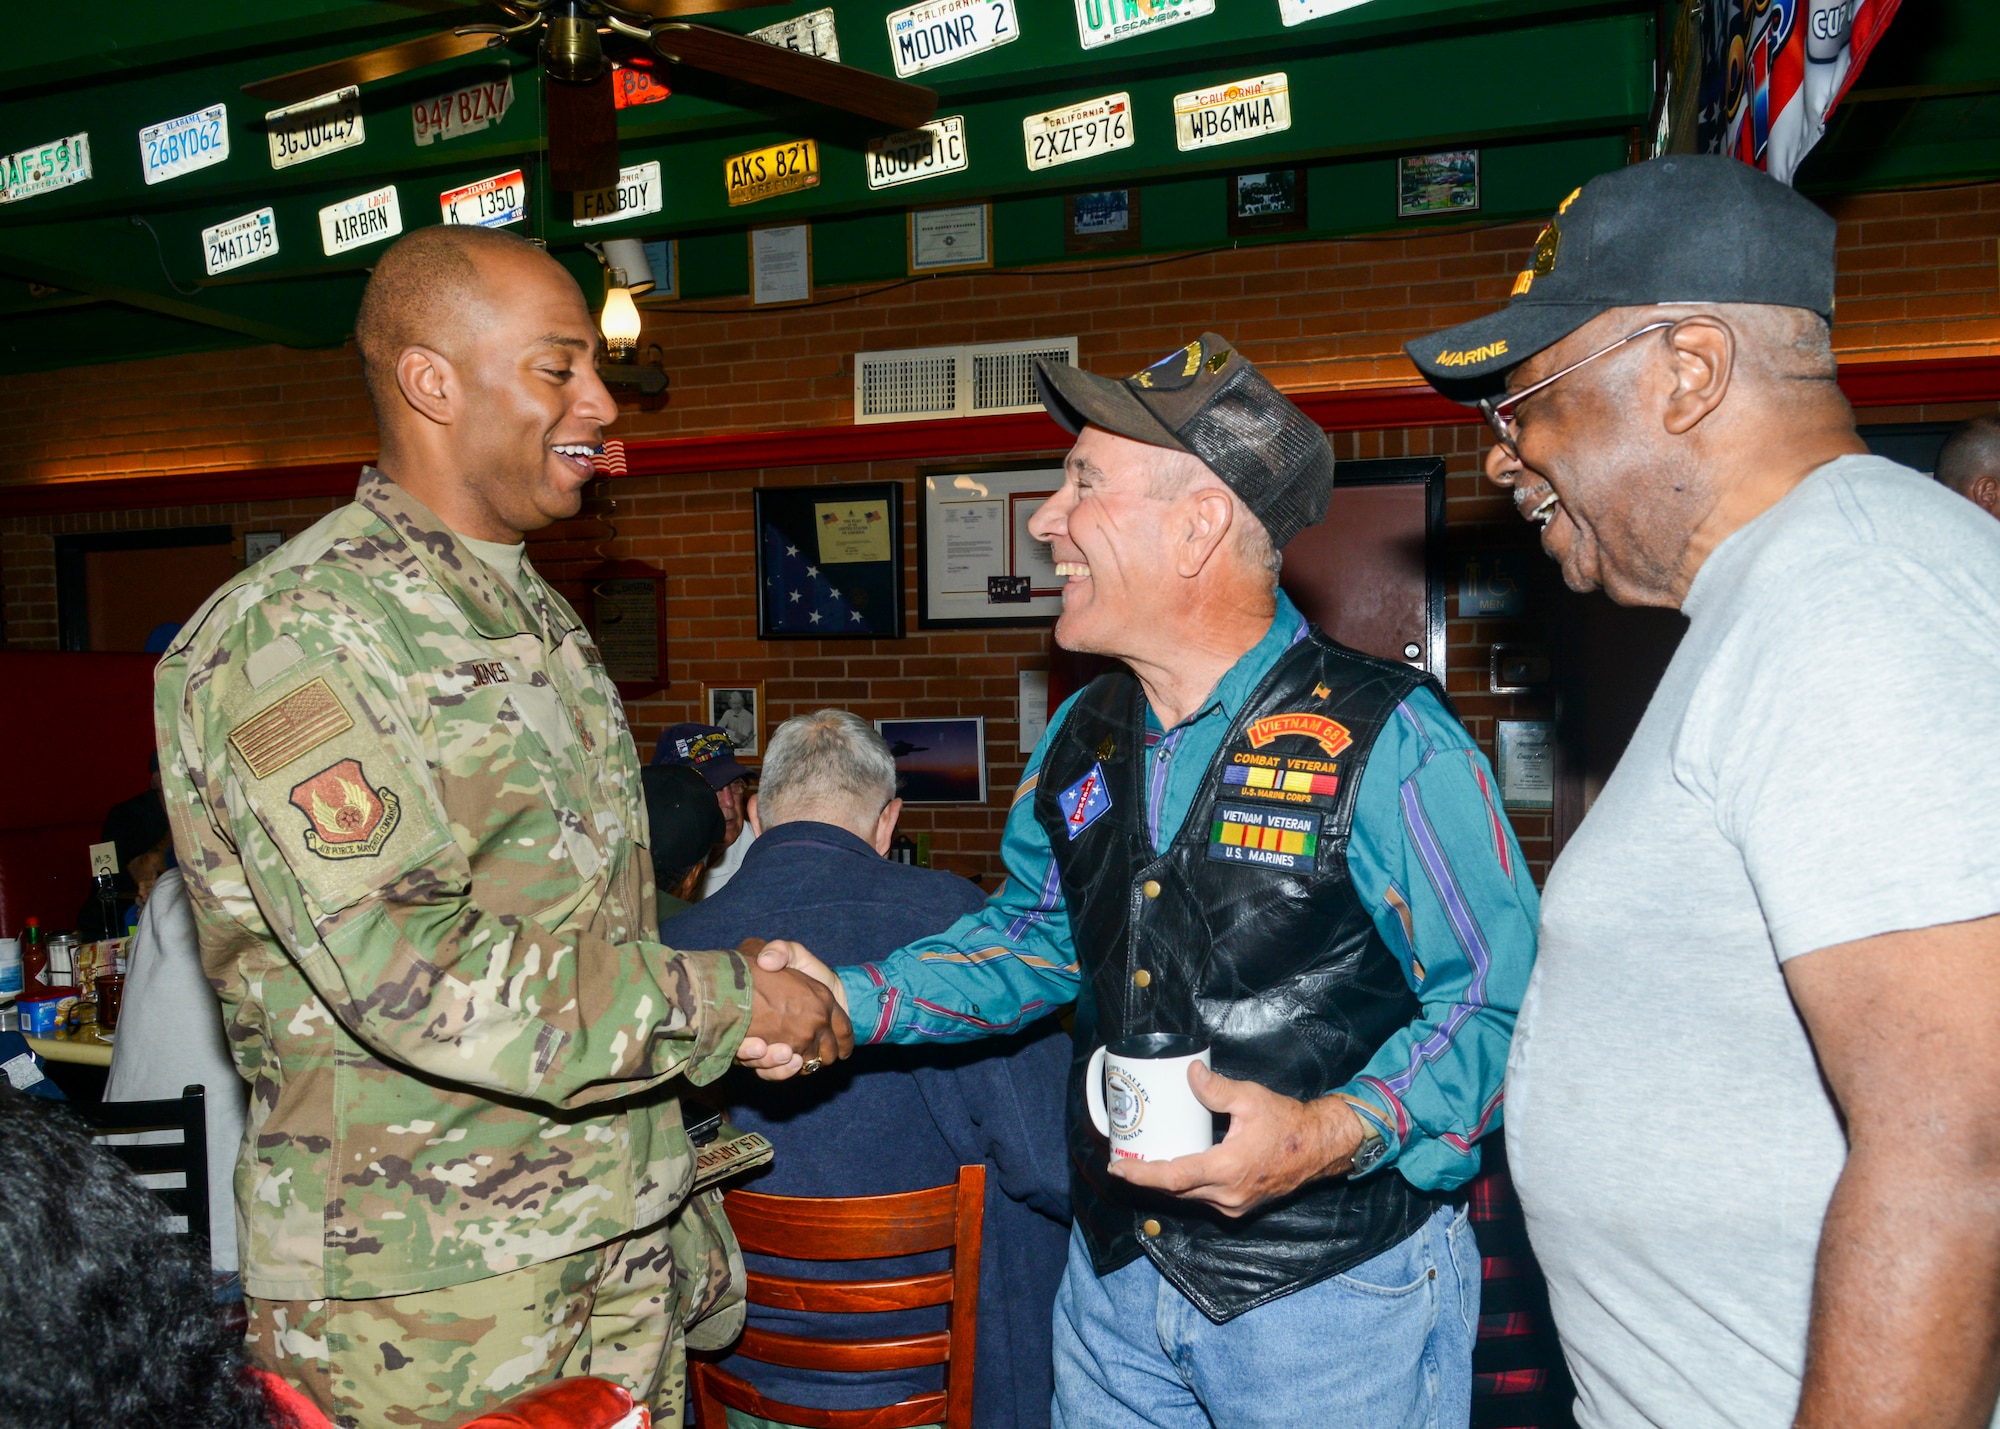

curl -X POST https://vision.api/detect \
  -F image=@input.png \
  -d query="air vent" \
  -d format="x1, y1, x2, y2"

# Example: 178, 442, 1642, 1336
854, 337, 1077, 424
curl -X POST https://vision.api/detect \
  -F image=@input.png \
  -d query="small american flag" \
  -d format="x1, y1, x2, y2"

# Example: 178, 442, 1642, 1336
592, 439, 628, 476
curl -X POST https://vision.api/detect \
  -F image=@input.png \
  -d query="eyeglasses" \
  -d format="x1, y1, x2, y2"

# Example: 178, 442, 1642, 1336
1477, 320, 1676, 455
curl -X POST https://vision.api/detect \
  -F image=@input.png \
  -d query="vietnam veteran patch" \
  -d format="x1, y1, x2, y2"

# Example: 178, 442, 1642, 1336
288, 758, 401, 859
228, 676, 354, 779
1058, 762, 1112, 840
1208, 802, 1320, 871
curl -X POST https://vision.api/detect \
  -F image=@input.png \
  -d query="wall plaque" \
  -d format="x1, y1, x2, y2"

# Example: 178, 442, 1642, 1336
583, 560, 667, 698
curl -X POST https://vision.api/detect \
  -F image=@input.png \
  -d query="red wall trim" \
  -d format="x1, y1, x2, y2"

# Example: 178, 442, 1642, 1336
4, 356, 1996, 518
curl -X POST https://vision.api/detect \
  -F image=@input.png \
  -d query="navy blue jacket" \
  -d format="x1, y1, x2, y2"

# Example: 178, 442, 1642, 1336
667, 820, 1070, 1429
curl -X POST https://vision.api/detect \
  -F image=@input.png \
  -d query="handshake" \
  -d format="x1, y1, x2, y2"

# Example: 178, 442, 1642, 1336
734, 939, 854, 1081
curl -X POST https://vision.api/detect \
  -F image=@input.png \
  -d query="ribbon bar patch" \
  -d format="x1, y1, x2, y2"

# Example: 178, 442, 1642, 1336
1208, 802, 1321, 872
229, 676, 354, 780
1224, 763, 1339, 800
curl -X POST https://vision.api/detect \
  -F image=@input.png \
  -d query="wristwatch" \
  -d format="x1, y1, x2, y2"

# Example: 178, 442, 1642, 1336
1350, 1123, 1390, 1177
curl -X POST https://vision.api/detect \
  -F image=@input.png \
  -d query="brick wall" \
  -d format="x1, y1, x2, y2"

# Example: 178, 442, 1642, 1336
3, 181, 1996, 881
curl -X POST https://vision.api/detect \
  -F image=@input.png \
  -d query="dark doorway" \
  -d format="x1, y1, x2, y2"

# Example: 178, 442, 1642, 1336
56, 527, 236, 652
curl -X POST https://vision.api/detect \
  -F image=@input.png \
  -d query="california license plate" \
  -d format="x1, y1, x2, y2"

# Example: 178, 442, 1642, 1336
1173, 73, 1292, 151
1073, 0, 1212, 49
751, 7, 841, 60
0, 133, 92, 205
266, 88, 364, 170
886, 0, 1018, 78
319, 184, 403, 256
412, 77, 515, 146
574, 160, 664, 226
725, 139, 819, 207
202, 208, 279, 276
866, 115, 967, 190
440, 169, 525, 227
140, 104, 230, 185
1023, 93, 1132, 172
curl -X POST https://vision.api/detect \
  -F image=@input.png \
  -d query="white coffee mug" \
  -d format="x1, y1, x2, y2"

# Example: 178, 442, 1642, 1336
1086, 1033, 1214, 1162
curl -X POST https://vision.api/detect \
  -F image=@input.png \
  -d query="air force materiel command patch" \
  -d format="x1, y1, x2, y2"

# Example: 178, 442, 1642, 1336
228, 676, 355, 779
1244, 712, 1353, 760
288, 758, 401, 859
1058, 762, 1112, 840
1208, 802, 1320, 871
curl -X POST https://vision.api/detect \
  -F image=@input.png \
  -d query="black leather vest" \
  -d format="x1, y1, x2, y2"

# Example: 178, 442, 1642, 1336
1036, 630, 1446, 1322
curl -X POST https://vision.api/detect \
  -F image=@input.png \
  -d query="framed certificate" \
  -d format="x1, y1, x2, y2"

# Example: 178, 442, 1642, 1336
918, 462, 1066, 628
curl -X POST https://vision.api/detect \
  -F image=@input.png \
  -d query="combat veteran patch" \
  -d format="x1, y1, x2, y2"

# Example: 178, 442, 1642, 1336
289, 758, 401, 860
1244, 712, 1353, 760
1223, 759, 1339, 803
228, 677, 354, 780
1058, 763, 1112, 840
1208, 802, 1320, 872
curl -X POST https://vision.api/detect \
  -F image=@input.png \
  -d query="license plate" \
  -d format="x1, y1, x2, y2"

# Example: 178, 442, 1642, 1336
319, 184, 403, 256
725, 139, 819, 207
1073, 0, 1212, 49
611, 65, 672, 108
412, 76, 515, 146
202, 208, 279, 276
0, 132, 92, 205
885, 0, 1017, 78
573, 160, 664, 226
866, 115, 967, 190
1174, 73, 1292, 151
1022, 93, 1132, 172
751, 7, 841, 61
266, 88, 364, 170
140, 104, 229, 185
440, 169, 525, 228
1280, 0, 1376, 24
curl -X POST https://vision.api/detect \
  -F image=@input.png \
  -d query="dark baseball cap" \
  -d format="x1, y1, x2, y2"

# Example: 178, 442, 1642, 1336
1033, 333, 1336, 549
652, 723, 750, 789
640, 763, 725, 879
1407, 155, 1838, 401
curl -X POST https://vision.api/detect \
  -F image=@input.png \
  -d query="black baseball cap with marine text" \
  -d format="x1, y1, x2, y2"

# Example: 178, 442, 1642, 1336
1407, 155, 1838, 402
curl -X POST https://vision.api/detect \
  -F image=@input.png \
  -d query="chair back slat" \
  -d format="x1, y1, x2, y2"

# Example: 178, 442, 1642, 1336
746, 1269, 954, 1314
722, 1182, 961, 1260
77, 1085, 210, 1254
734, 1327, 949, 1374
697, 1368, 947, 1429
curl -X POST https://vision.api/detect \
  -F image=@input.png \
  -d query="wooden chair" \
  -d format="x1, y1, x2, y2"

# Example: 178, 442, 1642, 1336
76, 1082, 210, 1255
691, 1164, 986, 1429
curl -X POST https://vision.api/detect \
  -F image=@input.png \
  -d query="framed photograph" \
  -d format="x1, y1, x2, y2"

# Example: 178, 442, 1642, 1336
704, 681, 766, 763
754, 482, 905, 640
244, 530, 285, 564
1229, 168, 1306, 236
1397, 149, 1480, 217
908, 203, 992, 274
877, 716, 987, 804
1065, 188, 1141, 253
750, 224, 812, 305
918, 462, 1066, 629
639, 238, 678, 301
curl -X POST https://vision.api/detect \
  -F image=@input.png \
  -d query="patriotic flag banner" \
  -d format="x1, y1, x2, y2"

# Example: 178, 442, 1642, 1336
763, 523, 875, 633
591, 439, 628, 475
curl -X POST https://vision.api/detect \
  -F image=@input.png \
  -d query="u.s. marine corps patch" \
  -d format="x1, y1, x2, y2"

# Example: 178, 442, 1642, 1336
288, 758, 401, 859
228, 677, 354, 779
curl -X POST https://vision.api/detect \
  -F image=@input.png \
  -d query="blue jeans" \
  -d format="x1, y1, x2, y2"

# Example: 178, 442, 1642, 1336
1051, 1203, 1478, 1429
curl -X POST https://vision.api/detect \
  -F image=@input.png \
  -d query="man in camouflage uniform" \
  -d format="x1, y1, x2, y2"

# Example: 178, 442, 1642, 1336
155, 226, 848, 1428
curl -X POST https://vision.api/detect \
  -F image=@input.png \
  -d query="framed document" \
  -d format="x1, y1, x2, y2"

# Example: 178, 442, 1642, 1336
582, 559, 667, 698
918, 463, 1065, 628
750, 224, 812, 305
908, 202, 992, 273
755, 482, 905, 640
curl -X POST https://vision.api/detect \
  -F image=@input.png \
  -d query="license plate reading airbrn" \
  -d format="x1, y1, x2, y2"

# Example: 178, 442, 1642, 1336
1023, 92, 1133, 172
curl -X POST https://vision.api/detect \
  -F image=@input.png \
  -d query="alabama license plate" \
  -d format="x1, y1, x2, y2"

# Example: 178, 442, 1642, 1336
412, 76, 515, 146
886, 0, 1018, 78
1074, 0, 1212, 49
1173, 73, 1292, 151
0, 133, 92, 205
202, 208, 279, 276
440, 169, 525, 227
573, 160, 664, 226
866, 115, 967, 190
266, 88, 364, 170
725, 139, 818, 207
752, 7, 841, 60
1023, 93, 1132, 172
140, 104, 230, 185
319, 184, 403, 256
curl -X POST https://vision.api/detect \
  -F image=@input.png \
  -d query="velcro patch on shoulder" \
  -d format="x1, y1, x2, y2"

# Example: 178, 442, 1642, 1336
229, 676, 355, 780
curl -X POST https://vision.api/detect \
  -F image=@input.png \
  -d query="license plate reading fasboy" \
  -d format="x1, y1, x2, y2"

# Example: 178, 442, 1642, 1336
140, 104, 230, 185
574, 161, 664, 226
440, 169, 526, 228
886, 0, 1017, 78
202, 208, 279, 276
1023, 92, 1132, 172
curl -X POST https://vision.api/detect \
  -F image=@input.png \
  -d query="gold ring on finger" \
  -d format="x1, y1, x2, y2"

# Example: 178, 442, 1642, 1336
802, 1057, 823, 1075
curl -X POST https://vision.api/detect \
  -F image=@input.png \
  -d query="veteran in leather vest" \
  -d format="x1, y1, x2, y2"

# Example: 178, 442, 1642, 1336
758, 334, 1541, 1427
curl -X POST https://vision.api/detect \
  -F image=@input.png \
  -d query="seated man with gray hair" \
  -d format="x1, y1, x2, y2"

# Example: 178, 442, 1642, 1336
666, 709, 1070, 1429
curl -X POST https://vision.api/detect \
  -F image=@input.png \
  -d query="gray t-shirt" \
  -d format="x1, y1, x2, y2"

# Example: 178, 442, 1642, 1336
1506, 455, 2000, 1428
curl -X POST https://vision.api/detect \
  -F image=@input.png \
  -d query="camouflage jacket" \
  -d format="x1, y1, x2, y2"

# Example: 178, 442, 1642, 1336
155, 470, 753, 1301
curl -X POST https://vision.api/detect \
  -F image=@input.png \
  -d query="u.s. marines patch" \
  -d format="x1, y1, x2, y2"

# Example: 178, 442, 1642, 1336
288, 758, 401, 859
229, 677, 354, 779
1058, 763, 1112, 840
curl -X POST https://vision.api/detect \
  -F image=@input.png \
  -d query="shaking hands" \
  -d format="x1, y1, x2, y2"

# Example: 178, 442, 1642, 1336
733, 938, 854, 1081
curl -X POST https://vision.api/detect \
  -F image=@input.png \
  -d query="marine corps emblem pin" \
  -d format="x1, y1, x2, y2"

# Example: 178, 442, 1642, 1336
288, 758, 401, 859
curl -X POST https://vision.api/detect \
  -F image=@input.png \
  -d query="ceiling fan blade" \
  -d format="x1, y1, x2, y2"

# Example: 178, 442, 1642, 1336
546, 71, 621, 191
611, 0, 791, 18
242, 29, 501, 105
651, 23, 937, 130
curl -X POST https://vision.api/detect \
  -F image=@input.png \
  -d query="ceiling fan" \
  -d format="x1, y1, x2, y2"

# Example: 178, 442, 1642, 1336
243, 0, 938, 191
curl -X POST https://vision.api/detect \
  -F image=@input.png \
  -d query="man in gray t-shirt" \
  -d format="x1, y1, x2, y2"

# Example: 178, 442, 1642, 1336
1404, 156, 2000, 1429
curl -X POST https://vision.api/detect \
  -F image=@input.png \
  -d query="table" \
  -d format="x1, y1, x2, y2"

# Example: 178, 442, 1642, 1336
25, 1003, 114, 1068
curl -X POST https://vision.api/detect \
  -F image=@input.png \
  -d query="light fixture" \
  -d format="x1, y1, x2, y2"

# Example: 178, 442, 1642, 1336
590, 241, 668, 401
600, 284, 642, 361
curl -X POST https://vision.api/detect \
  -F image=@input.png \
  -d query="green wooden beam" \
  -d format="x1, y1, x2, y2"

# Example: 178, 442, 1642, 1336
1797, 92, 2000, 194
0, 304, 260, 376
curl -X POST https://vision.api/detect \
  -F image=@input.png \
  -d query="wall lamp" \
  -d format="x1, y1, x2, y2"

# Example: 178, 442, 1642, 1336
591, 238, 668, 400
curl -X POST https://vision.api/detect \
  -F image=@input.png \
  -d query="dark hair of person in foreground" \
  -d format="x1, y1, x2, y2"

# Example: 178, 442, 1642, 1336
0, 1085, 272, 1429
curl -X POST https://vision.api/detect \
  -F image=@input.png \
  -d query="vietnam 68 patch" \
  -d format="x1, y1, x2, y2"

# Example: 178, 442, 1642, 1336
1058, 763, 1113, 839
1208, 801, 1321, 871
